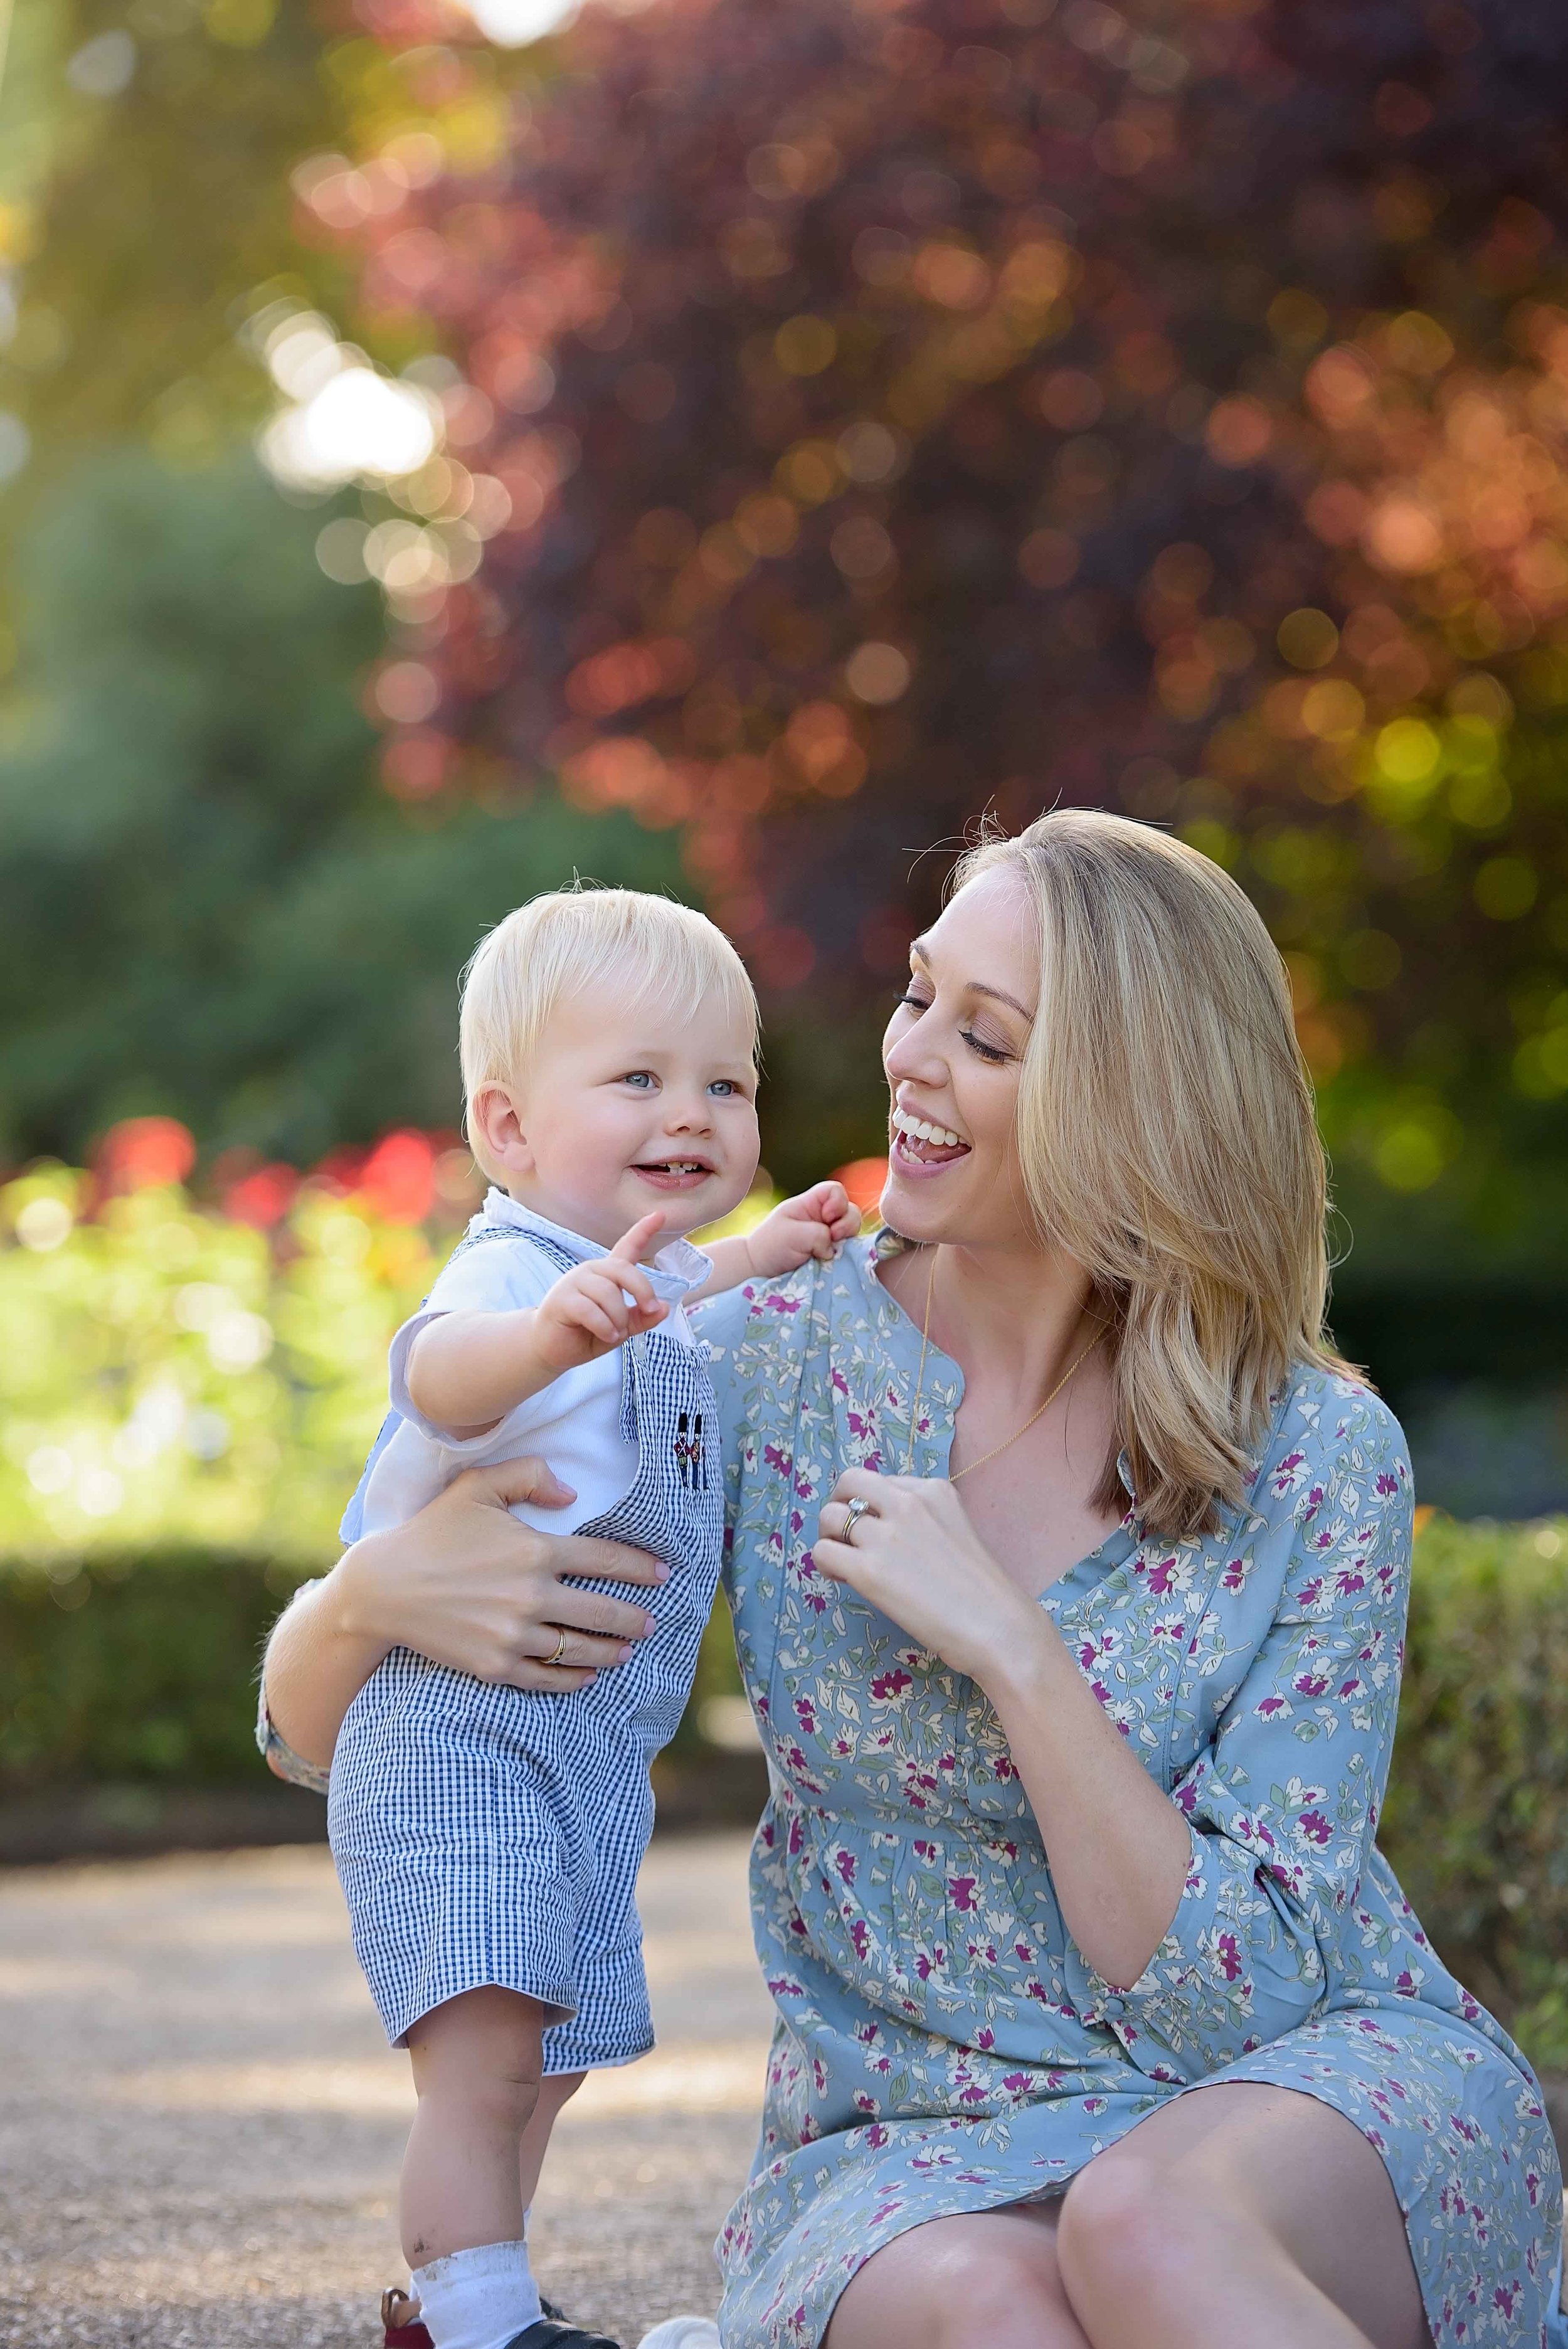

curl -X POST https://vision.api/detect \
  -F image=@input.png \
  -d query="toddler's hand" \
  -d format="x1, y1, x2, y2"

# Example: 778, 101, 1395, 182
743, 1181, 862, 1278
533, 1212, 670, 1371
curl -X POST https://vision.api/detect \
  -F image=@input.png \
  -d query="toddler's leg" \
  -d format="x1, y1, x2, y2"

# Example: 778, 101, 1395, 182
521, 2070, 585, 2213
403, 1987, 546, 2349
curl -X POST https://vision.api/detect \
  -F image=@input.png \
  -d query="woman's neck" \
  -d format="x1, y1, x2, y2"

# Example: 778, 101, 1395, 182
903, 1236, 1098, 1411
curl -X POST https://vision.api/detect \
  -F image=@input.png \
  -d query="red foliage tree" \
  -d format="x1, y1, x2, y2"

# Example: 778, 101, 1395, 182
334, 0, 1568, 1231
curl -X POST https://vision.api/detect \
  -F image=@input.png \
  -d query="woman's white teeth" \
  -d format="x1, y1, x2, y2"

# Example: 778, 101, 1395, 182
894, 1113, 965, 1148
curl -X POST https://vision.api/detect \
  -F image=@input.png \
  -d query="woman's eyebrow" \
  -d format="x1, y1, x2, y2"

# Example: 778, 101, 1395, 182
909, 938, 1033, 1022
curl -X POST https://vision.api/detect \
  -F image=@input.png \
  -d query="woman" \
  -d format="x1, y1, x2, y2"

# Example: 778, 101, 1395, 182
263, 812, 1560, 2349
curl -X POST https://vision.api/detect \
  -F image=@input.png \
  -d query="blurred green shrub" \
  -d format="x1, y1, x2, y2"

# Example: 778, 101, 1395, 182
1382, 1511, 1568, 2066
0, 1548, 312, 1788
0, 1164, 434, 1557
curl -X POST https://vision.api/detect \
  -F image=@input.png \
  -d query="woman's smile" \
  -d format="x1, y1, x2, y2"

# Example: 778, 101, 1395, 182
888, 1103, 972, 1175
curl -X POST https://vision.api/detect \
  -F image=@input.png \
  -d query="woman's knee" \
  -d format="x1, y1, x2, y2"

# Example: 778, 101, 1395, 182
827, 2214, 1079, 2349
1058, 2145, 1212, 2303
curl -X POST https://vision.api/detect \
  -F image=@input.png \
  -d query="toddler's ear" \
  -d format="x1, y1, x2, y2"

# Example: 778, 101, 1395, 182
470, 1082, 533, 1177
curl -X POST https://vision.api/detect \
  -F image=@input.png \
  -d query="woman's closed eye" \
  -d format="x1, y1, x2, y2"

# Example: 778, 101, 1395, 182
896, 990, 1012, 1064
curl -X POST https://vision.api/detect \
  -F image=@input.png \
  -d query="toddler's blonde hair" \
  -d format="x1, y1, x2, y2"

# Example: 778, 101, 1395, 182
949, 809, 1357, 1540
460, 885, 759, 1183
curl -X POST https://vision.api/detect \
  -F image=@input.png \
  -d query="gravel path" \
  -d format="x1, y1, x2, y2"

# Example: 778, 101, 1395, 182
0, 1835, 771, 2349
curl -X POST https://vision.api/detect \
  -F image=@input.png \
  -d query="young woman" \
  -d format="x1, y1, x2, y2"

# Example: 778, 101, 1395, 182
263, 812, 1560, 2349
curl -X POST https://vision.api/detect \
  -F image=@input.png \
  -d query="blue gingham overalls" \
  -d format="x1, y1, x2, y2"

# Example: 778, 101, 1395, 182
327, 1224, 723, 2065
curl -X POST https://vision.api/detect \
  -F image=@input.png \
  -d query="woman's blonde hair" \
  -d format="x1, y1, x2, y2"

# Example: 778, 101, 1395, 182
459, 884, 758, 1183
950, 809, 1355, 1539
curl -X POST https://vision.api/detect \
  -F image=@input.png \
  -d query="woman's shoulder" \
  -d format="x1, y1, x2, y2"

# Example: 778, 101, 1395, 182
693, 1236, 886, 1418
694, 1234, 883, 1349
1247, 1357, 1413, 1525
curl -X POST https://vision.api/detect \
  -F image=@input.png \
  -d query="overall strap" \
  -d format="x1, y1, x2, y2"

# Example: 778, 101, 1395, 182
442, 1220, 581, 1281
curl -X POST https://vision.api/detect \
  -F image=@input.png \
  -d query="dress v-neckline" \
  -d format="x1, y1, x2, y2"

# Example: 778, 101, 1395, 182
859, 1231, 1138, 1609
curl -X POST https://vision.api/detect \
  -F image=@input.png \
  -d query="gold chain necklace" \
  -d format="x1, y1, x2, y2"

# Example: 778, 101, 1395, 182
903, 1243, 1102, 1482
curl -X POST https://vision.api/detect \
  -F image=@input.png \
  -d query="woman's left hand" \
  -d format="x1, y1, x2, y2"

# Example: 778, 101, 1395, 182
814, 1468, 1044, 1688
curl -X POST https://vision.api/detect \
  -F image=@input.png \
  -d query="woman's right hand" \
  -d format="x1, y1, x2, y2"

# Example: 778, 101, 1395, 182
336, 1453, 668, 1692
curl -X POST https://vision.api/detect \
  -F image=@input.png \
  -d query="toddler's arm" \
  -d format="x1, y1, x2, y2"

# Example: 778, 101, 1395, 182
405, 1211, 670, 1436
691, 1180, 862, 1301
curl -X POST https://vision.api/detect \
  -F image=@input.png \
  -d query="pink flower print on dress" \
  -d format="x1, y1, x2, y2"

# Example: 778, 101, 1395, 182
1271, 1449, 1310, 1496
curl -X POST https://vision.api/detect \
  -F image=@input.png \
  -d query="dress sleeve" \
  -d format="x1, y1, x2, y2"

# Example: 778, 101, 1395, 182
1064, 1386, 1414, 2082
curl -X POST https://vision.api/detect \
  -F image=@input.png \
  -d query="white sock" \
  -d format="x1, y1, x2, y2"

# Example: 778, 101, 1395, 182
410, 2239, 541, 2349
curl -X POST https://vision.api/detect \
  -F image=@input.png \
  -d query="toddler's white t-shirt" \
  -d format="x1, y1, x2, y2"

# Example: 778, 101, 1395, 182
351, 1189, 711, 1539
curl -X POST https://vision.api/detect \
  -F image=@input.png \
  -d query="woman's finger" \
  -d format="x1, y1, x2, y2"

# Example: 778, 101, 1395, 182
829, 1465, 890, 1506
812, 1534, 876, 1589
554, 1535, 669, 1589
499, 1658, 600, 1692
531, 1623, 632, 1672
545, 1584, 658, 1642
452, 1455, 576, 1510
818, 1497, 881, 1545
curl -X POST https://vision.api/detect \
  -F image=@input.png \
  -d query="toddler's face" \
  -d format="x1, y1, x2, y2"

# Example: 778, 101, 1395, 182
477, 979, 761, 1251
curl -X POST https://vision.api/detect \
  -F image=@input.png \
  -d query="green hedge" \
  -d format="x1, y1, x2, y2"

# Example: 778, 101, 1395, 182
3, 1518, 1566, 2062
1382, 1512, 1568, 2064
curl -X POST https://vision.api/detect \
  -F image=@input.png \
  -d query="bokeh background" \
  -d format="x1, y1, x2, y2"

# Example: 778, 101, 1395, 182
1, 0, 1566, 2052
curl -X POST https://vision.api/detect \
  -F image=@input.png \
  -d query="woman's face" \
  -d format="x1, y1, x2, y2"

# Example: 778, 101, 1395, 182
880, 866, 1039, 1251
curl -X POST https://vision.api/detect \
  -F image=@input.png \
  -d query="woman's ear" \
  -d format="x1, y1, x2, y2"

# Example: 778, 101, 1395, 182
470, 1083, 532, 1179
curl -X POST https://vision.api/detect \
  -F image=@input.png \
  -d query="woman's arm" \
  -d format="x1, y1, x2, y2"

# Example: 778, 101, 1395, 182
262, 1454, 670, 1773
817, 1392, 1414, 2060
815, 1471, 1189, 1988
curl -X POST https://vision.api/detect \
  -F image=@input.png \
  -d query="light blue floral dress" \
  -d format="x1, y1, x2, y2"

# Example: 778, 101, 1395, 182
696, 1235, 1562, 2349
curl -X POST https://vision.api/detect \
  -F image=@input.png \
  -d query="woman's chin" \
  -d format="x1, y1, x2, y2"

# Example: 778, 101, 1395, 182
881, 1157, 968, 1239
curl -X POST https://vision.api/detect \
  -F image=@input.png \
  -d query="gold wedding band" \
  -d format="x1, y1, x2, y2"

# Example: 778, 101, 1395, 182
842, 1496, 873, 1545
548, 1628, 568, 1667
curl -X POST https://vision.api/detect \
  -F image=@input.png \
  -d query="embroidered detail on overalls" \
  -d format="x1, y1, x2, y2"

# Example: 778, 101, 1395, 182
675, 1409, 707, 1491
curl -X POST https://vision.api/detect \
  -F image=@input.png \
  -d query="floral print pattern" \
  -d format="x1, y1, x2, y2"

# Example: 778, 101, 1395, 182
696, 1237, 1562, 2349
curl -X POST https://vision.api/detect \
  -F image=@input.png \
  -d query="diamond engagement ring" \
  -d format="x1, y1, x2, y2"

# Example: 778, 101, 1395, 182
842, 1496, 874, 1544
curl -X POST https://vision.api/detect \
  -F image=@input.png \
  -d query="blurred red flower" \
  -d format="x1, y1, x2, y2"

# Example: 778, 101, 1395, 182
96, 1116, 197, 1195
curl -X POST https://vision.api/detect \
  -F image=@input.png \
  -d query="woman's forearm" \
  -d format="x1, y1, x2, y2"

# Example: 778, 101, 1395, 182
259, 1456, 671, 1779
984, 1620, 1192, 1991
262, 1546, 395, 1773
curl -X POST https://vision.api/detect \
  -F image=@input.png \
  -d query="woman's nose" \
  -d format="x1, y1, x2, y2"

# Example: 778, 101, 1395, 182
883, 1019, 946, 1090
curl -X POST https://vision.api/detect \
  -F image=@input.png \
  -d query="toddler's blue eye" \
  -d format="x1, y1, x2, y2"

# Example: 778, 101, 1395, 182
709, 1078, 739, 1097
623, 1071, 656, 1090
